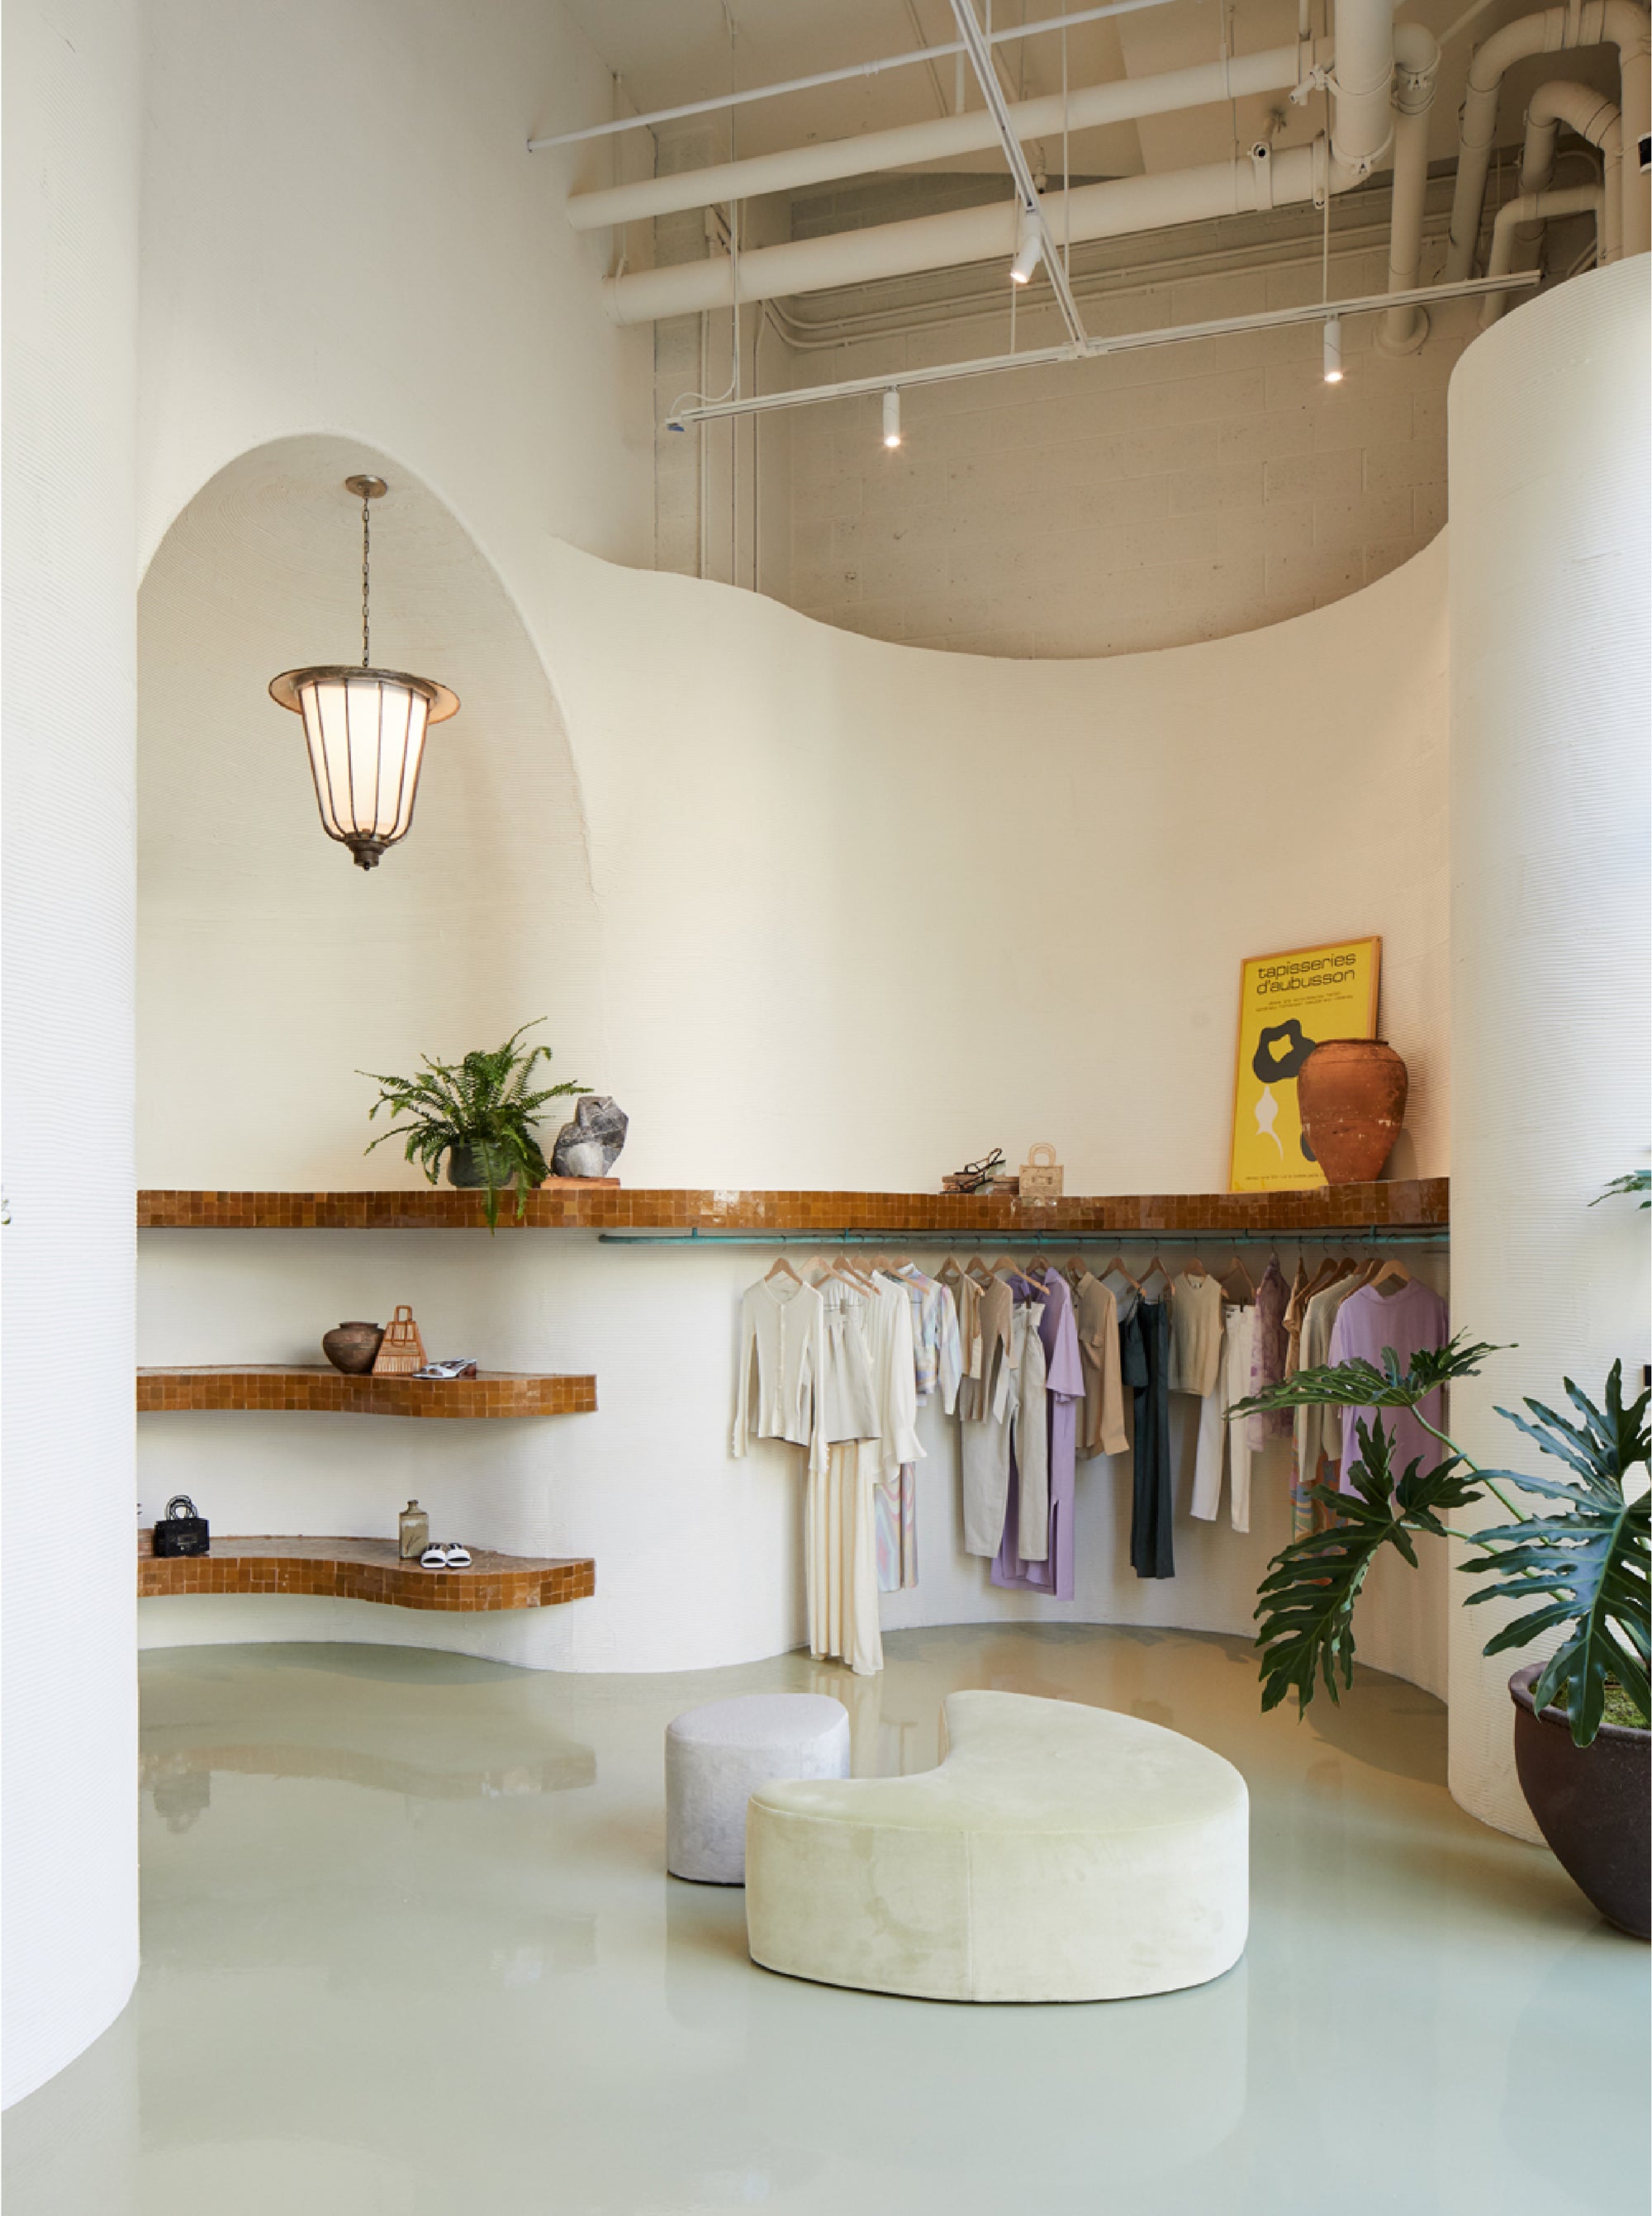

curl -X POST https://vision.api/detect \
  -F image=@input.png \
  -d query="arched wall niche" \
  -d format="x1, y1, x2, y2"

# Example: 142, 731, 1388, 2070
138, 434, 604, 1189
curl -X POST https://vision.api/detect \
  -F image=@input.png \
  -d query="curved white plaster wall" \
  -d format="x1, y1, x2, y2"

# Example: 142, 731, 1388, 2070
140, 484, 1452, 1690
136, 0, 656, 584
1446, 259, 1651, 1840
2, 0, 141, 2108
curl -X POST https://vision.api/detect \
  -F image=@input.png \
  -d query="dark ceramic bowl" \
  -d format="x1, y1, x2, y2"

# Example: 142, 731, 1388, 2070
322, 1322, 384, 1376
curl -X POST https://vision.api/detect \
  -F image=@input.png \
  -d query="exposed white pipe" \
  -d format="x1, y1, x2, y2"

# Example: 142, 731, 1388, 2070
567, 47, 1309, 232
1444, 1, 1650, 276
1522, 78, 1624, 262
604, 139, 1379, 322
1479, 183, 1604, 320
1379, 24, 1441, 353
1329, 0, 1400, 173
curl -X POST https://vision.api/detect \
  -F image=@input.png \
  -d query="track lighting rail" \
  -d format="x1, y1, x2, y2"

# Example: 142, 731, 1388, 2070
528, 0, 1180, 152
664, 269, 1539, 428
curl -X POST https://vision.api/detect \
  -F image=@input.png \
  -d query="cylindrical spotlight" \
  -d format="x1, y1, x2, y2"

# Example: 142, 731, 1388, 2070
1010, 213, 1042, 287
1322, 316, 1344, 383
882, 388, 902, 448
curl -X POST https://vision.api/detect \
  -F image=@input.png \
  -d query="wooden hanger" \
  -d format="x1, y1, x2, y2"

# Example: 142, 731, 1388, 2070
1370, 1254, 1412, 1293
764, 1252, 803, 1286
1139, 1253, 1174, 1297
966, 1255, 995, 1286
1221, 1250, 1256, 1298
1183, 1252, 1209, 1279
1099, 1251, 1144, 1293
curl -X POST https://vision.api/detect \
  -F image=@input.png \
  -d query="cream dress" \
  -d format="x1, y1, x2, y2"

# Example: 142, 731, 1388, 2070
806, 1276, 919, 1677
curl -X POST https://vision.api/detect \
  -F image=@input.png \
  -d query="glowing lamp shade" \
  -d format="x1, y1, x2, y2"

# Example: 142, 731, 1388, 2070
268, 664, 458, 870
268, 474, 459, 870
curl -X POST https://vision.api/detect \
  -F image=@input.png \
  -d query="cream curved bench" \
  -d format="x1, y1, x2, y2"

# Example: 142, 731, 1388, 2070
745, 1689, 1247, 2002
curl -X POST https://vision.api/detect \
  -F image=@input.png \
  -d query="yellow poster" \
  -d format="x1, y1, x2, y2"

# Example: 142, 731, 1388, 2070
1228, 937, 1381, 1192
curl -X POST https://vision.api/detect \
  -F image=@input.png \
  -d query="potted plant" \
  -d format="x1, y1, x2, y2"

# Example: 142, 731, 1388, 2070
360, 1020, 587, 1231
1238, 1341, 1650, 1935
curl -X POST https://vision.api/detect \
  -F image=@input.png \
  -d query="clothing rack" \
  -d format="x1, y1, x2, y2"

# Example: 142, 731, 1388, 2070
599, 1228, 1450, 1250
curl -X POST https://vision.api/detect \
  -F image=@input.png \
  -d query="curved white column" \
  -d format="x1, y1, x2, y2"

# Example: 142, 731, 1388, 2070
1446, 259, 1651, 1839
2, 0, 142, 2104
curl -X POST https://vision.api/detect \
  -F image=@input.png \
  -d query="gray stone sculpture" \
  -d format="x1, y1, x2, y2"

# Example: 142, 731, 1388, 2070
550, 1094, 629, 1179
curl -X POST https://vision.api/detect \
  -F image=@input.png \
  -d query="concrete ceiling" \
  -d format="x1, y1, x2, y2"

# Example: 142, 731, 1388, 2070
560, 0, 1615, 183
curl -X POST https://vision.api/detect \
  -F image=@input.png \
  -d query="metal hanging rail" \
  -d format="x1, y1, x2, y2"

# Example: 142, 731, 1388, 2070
527, 0, 1180, 152
665, 270, 1540, 427
599, 1228, 1451, 1250
949, 0, 1088, 346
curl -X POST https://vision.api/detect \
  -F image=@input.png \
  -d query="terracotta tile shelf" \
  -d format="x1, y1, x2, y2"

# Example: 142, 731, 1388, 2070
137, 1366, 597, 1419
137, 1534, 596, 1612
137, 1179, 1448, 1236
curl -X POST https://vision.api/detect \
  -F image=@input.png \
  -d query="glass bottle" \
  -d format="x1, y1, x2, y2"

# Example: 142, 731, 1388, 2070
399, 1500, 430, 1560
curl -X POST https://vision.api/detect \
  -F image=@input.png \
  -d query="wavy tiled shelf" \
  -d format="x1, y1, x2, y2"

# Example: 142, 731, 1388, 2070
137, 1365, 596, 1419
137, 1178, 1448, 1234
138, 1535, 596, 1612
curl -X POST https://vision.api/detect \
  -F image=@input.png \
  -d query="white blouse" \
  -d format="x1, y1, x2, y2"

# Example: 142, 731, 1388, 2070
732, 1275, 828, 1475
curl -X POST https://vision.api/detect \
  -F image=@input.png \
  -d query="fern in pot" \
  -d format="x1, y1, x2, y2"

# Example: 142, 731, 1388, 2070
360, 1020, 587, 1231
1237, 1341, 1649, 1935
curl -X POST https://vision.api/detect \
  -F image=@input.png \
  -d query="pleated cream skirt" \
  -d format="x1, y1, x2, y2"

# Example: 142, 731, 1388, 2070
806, 1441, 883, 1677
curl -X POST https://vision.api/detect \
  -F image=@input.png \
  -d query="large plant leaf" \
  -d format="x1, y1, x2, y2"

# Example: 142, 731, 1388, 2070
1460, 1365, 1651, 1744
1232, 1333, 1507, 1421
1254, 1419, 1484, 1715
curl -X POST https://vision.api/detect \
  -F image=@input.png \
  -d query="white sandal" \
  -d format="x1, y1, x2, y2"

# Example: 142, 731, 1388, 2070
444, 1543, 472, 1568
420, 1545, 449, 1569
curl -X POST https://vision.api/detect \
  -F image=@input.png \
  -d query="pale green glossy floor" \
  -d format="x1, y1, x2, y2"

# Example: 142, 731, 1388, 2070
6, 1625, 1648, 2215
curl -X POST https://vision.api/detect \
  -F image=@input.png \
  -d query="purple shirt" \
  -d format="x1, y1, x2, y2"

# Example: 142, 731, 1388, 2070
993, 1269, 1085, 1600
1327, 1279, 1450, 1486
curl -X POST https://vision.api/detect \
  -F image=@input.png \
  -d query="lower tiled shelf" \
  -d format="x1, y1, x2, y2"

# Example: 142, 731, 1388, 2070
137, 1535, 596, 1612
137, 1366, 596, 1419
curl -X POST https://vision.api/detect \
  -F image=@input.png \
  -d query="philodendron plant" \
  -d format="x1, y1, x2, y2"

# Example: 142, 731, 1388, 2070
1236, 1338, 1650, 1747
359, 1019, 586, 1231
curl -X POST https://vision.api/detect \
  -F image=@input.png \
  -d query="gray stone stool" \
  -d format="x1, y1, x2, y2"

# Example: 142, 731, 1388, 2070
666, 1693, 850, 1884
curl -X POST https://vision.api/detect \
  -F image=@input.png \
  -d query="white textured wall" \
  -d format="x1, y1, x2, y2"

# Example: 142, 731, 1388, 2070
139, 491, 1451, 1687
1446, 259, 1651, 1839
2, 0, 657, 2106
2, 0, 141, 2109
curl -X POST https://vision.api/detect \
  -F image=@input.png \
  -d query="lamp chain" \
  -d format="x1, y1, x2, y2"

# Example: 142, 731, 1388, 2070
361, 488, 371, 668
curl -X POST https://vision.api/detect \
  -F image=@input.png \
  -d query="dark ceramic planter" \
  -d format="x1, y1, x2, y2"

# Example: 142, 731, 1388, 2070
1509, 1664, 1650, 1938
447, 1143, 525, 1191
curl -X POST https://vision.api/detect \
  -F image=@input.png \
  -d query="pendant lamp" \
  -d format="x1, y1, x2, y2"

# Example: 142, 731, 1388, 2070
269, 475, 459, 871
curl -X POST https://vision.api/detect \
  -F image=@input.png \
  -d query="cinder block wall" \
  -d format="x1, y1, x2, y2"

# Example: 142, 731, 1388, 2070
765, 172, 1589, 657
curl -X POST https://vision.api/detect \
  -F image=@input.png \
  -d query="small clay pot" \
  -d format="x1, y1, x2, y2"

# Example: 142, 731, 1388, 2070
1509, 1664, 1650, 1938
1296, 1038, 1408, 1184
322, 1321, 384, 1375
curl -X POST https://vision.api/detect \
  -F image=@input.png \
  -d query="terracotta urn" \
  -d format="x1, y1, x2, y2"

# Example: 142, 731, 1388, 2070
1296, 1038, 1408, 1184
1509, 1665, 1650, 1938
321, 1321, 384, 1375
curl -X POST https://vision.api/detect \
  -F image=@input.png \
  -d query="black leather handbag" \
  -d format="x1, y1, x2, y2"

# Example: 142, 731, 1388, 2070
153, 1494, 210, 1557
